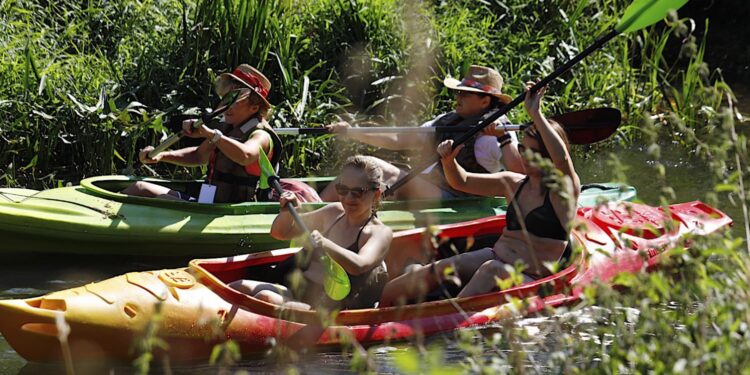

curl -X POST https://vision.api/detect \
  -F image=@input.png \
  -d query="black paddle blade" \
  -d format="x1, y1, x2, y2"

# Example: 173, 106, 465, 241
550, 107, 621, 144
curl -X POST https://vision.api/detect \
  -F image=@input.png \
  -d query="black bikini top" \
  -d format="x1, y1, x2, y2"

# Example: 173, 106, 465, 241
323, 213, 375, 253
505, 177, 568, 241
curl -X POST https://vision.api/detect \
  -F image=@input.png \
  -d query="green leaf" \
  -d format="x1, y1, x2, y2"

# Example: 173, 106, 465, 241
113, 149, 126, 163
615, 0, 689, 33
392, 348, 420, 374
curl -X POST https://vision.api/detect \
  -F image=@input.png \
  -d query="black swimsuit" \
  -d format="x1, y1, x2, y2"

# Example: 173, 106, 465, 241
505, 176, 568, 241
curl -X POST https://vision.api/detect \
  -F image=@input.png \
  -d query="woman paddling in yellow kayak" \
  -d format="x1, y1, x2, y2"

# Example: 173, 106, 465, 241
230, 155, 393, 310
380, 81, 580, 306
122, 64, 283, 203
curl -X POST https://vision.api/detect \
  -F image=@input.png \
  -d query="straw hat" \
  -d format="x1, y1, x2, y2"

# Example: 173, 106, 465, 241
215, 64, 272, 107
443, 65, 512, 104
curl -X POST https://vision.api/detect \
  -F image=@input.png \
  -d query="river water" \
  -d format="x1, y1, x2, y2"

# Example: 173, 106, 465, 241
1, 93, 747, 374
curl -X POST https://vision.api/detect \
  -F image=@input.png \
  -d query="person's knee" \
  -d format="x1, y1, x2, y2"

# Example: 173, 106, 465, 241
228, 280, 250, 294
477, 260, 507, 277
123, 181, 154, 196
255, 290, 284, 305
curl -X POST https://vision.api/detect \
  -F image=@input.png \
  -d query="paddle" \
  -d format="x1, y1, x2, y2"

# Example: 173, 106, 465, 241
383, 0, 688, 197
147, 90, 242, 159
274, 107, 621, 145
257, 148, 351, 301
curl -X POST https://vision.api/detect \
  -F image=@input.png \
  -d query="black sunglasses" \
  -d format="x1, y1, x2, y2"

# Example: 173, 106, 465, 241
335, 183, 377, 199
517, 144, 541, 154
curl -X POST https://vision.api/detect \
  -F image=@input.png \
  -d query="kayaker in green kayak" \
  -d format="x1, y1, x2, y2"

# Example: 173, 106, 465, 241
320, 65, 525, 201
230, 155, 393, 310
122, 64, 283, 203
380, 81, 581, 306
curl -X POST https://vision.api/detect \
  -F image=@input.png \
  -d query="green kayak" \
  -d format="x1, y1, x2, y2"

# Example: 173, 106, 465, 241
0, 175, 636, 256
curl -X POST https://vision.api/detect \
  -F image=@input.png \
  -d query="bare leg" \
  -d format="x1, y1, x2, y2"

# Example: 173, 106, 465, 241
379, 248, 496, 306
121, 181, 183, 201
457, 260, 536, 298
229, 280, 312, 310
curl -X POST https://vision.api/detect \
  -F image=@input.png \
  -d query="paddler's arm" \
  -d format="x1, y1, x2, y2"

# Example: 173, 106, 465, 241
312, 225, 392, 275
481, 121, 525, 174
203, 129, 272, 166
270, 196, 334, 240
326, 121, 428, 150
437, 140, 516, 198
524, 82, 581, 193
139, 118, 219, 166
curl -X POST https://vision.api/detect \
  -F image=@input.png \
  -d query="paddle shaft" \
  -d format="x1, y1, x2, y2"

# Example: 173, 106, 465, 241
268, 176, 311, 234
275, 124, 526, 135
146, 90, 242, 159
383, 29, 620, 197
147, 118, 207, 159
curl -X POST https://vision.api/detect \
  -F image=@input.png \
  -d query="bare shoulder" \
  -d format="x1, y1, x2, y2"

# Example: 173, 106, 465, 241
308, 202, 345, 230
497, 171, 527, 190
362, 218, 393, 242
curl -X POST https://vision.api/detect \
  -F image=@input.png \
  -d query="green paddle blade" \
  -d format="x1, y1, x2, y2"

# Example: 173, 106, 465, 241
615, 0, 689, 33
258, 146, 276, 189
321, 255, 351, 301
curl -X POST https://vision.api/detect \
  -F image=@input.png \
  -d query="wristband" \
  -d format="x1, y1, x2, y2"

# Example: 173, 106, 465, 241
496, 134, 511, 143
209, 129, 223, 144
500, 140, 512, 148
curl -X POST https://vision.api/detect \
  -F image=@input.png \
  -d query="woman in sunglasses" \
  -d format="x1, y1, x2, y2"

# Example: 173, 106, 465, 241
230, 155, 393, 310
122, 64, 282, 203
380, 81, 580, 305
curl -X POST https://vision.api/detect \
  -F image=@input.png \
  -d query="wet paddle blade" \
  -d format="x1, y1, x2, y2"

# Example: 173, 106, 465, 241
321, 255, 351, 301
258, 147, 276, 189
552, 107, 622, 144
615, 0, 689, 33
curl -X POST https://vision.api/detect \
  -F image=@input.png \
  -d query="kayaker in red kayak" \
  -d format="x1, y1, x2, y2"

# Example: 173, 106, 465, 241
320, 65, 525, 201
380, 81, 581, 306
230, 155, 393, 310
122, 64, 283, 203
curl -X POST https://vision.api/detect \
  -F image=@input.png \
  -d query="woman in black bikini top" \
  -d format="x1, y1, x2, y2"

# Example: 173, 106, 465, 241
230, 155, 393, 311
380, 81, 581, 306
505, 176, 568, 241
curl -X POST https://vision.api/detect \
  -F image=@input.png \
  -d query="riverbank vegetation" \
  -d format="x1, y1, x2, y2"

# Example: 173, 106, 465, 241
0, 0, 735, 188
2, 0, 749, 373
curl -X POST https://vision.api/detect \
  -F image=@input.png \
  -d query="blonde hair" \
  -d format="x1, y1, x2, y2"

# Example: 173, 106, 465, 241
342, 155, 383, 214
342, 155, 383, 189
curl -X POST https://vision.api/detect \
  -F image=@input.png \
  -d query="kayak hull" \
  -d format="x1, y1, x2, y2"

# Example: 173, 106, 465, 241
0, 201, 731, 362
0, 175, 636, 256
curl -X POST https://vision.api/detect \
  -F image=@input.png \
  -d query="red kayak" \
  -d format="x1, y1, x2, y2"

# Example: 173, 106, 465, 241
0, 201, 731, 362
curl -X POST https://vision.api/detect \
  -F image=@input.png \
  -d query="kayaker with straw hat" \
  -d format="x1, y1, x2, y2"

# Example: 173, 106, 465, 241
122, 64, 283, 203
320, 64, 525, 201
380, 81, 581, 306
230, 155, 392, 311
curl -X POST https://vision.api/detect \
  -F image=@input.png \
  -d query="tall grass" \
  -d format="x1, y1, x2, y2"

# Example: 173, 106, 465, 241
0, 0, 734, 186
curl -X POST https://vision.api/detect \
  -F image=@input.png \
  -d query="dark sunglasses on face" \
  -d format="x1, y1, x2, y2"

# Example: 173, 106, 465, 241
335, 183, 376, 198
517, 144, 541, 154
